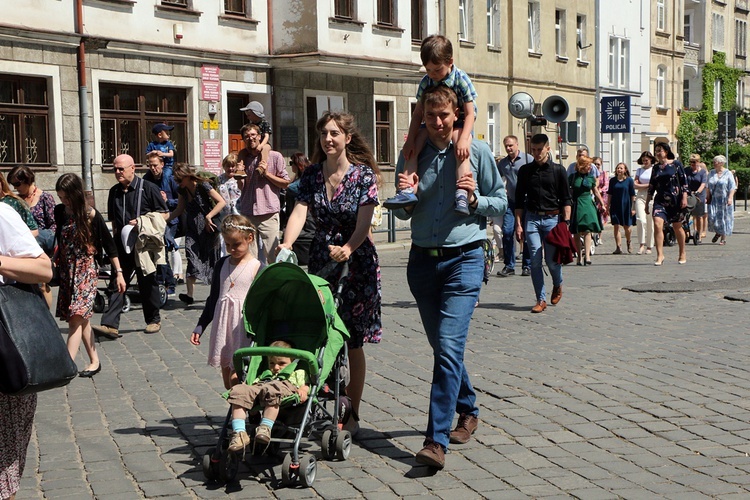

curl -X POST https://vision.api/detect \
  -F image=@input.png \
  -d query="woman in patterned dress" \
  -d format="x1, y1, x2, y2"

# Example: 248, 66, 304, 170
167, 163, 226, 304
0, 202, 53, 500
278, 111, 382, 435
55, 174, 126, 377
706, 155, 737, 245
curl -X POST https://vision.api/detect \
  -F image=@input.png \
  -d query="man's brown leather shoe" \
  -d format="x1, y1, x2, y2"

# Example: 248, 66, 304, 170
415, 439, 445, 469
450, 413, 478, 444
531, 301, 547, 313
92, 324, 120, 339
551, 285, 563, 305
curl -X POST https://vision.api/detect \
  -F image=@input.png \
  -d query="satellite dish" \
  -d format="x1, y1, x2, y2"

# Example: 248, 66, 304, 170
508, 92, 535, 119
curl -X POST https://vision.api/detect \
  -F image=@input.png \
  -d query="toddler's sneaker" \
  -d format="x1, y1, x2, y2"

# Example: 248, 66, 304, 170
228, 430, 250, 452
383, 188, 418, 210
253, 424, 272, 453
455, 191, 470, 215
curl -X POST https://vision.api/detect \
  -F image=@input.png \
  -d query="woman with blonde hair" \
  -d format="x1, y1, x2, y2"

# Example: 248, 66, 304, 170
568, 155, 605, 265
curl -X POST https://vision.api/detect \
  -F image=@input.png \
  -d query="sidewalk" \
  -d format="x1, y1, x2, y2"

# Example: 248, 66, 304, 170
16, 214, 750, 499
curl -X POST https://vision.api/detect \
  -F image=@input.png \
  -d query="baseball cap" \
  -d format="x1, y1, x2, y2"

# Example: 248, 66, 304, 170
152, 123, 175, 135
239, 101, 265, 118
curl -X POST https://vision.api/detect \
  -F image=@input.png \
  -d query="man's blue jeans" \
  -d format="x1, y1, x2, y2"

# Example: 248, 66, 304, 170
407, 246, 483, 450
502, 200, 530, 270
525, 213, 563, 303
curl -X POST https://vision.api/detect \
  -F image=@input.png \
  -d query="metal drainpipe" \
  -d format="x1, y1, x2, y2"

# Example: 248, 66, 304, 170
75, 0, 93, 201
267, 0, 276, 152
594, 0, 601, 160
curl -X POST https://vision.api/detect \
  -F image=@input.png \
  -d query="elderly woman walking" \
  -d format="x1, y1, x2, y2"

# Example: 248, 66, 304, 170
706, 155, 737, 245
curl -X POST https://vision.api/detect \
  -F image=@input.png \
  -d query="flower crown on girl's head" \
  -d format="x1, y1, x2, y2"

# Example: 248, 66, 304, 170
223, 221, 255, 233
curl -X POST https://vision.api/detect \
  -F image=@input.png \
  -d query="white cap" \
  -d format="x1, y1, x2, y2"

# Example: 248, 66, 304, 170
239, 101, 265, 118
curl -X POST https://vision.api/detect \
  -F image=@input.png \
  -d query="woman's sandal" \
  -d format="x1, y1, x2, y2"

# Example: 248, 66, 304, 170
712, 234, 721, 243
719, 239, 726, 245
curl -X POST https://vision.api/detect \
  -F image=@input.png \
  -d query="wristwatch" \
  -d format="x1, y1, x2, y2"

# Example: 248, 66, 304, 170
116, 268, 123, 273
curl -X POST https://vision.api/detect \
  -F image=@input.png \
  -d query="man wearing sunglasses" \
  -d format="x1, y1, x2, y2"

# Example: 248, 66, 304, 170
93, 154, 168, 339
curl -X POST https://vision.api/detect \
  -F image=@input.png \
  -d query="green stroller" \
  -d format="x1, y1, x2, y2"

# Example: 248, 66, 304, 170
202, 261, 352, 488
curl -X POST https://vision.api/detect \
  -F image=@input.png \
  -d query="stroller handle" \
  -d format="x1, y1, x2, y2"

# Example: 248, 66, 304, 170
232, 347, 319, 381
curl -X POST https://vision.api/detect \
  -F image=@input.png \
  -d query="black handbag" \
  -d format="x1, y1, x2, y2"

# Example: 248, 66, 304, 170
0, 283, 78, 395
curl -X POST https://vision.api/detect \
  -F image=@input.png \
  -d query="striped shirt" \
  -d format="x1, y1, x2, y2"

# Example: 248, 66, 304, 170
416, 65, 478, 114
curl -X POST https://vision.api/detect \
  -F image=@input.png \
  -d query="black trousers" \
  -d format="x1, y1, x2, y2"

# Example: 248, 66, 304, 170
101, 248, 161, 329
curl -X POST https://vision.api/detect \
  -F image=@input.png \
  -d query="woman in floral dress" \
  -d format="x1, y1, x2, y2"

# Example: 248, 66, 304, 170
279, 111, 381, 435
706, 155, 737, 245
55, 174, 126, 377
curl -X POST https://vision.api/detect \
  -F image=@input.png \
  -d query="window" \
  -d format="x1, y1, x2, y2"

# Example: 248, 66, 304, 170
736, 19, 747, 57
607, 37, 630, 88
377, 0, 394, 26
305, 94, 345, 157
0, 75, 49, 165
657, 0, 666, 31
738, 79, 746, 109
657, 66, 667, 108
411, 0, 424, 43
334, 0, 353, 19
458, 0, 469, 41
714, 78, 722, 113
684, 79, 690, 108
528, 2, 541, 53
684, 13, 693, 44
487, 0, 500, 47
576, 108, 586, 146
375, 101, 392, 165
609, 133, 628, 168
99, 84, 187, 166
713, 13, 725, 51
224, 0, 248, 16
162, 0, 188, 7
555, 10, 566, 57
487, 104, 499, 154
576, 14, 588, 61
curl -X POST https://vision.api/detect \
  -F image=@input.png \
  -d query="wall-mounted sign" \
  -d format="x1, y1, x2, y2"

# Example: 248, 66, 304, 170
600, 96, 631, 133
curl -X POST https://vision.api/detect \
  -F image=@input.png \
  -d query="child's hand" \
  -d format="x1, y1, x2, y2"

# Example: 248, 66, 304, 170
157, 151, 164, 157
456, 137, 471, 161
297, 385, 309, 403
190, 331, 201, 345
403, 139, 416, 160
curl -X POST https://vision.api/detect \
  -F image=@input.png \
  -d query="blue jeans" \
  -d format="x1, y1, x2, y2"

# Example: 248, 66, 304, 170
407, 246, 483, 450
525, 213, 563, 303
502, 201, 530, 270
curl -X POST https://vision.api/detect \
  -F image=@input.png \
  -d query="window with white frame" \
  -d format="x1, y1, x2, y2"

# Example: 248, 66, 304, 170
736, 19, 747, 57
714, 79, 722, 113
738, 79, 746, 109
528, 2, 541, 53
609, 133, 628, 168
576, 108, 586, 146
657, 0, 666, 31
684, 13, 693, 44
712, 13, 725, 52
576, 14, 588, 61
657, 66, 667, 108
683, 79, 690, 108
555, 10, 567, 58
487, 104, 499, 154
375, 101, 393, 165
377, 0, 395, 26
458, 0, 471, 41
487, 0, 501, 48
608, 37, 630, 88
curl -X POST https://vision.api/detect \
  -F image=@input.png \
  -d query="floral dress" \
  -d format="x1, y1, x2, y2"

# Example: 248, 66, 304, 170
297, 163, 382, 349
649, 162, 689, 224
56, 214, 98, 321
707, 169, 737, 236
182, 182, 221, 284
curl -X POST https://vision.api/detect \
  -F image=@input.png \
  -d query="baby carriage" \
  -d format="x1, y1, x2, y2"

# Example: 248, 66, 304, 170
92, 264, 168, 314
202, 261, 352, 488
663, 211, 695, 247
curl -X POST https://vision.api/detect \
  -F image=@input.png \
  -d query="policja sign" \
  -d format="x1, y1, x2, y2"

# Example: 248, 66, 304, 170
600, 96, 631, 133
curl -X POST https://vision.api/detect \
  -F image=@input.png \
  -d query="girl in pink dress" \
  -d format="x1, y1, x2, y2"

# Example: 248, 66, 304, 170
190, 215, 261, 389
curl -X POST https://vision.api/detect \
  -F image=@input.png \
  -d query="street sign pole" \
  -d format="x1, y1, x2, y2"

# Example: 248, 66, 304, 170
725, 111, 730, 169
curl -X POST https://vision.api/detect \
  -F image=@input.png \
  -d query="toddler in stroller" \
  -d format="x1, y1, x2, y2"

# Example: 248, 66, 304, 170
202, 261, 352, 488
226, 340, 310, 453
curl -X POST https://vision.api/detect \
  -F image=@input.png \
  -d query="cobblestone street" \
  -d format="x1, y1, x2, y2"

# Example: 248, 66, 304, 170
16, 215, 750, 499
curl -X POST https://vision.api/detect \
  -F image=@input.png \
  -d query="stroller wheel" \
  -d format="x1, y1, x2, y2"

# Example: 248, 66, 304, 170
121, 294, 131, 313
202, 447, 218, 481
281, 453, 294, 486
218, 450, 239, 483
93, 292, 105, 314
299, 453, 317, 487
321, 429, 336, 460
158, 284, 168, 307
335, 430, 352, 461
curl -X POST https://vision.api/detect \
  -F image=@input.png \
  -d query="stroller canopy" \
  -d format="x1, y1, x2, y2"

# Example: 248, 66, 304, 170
243, 262, 349, 384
